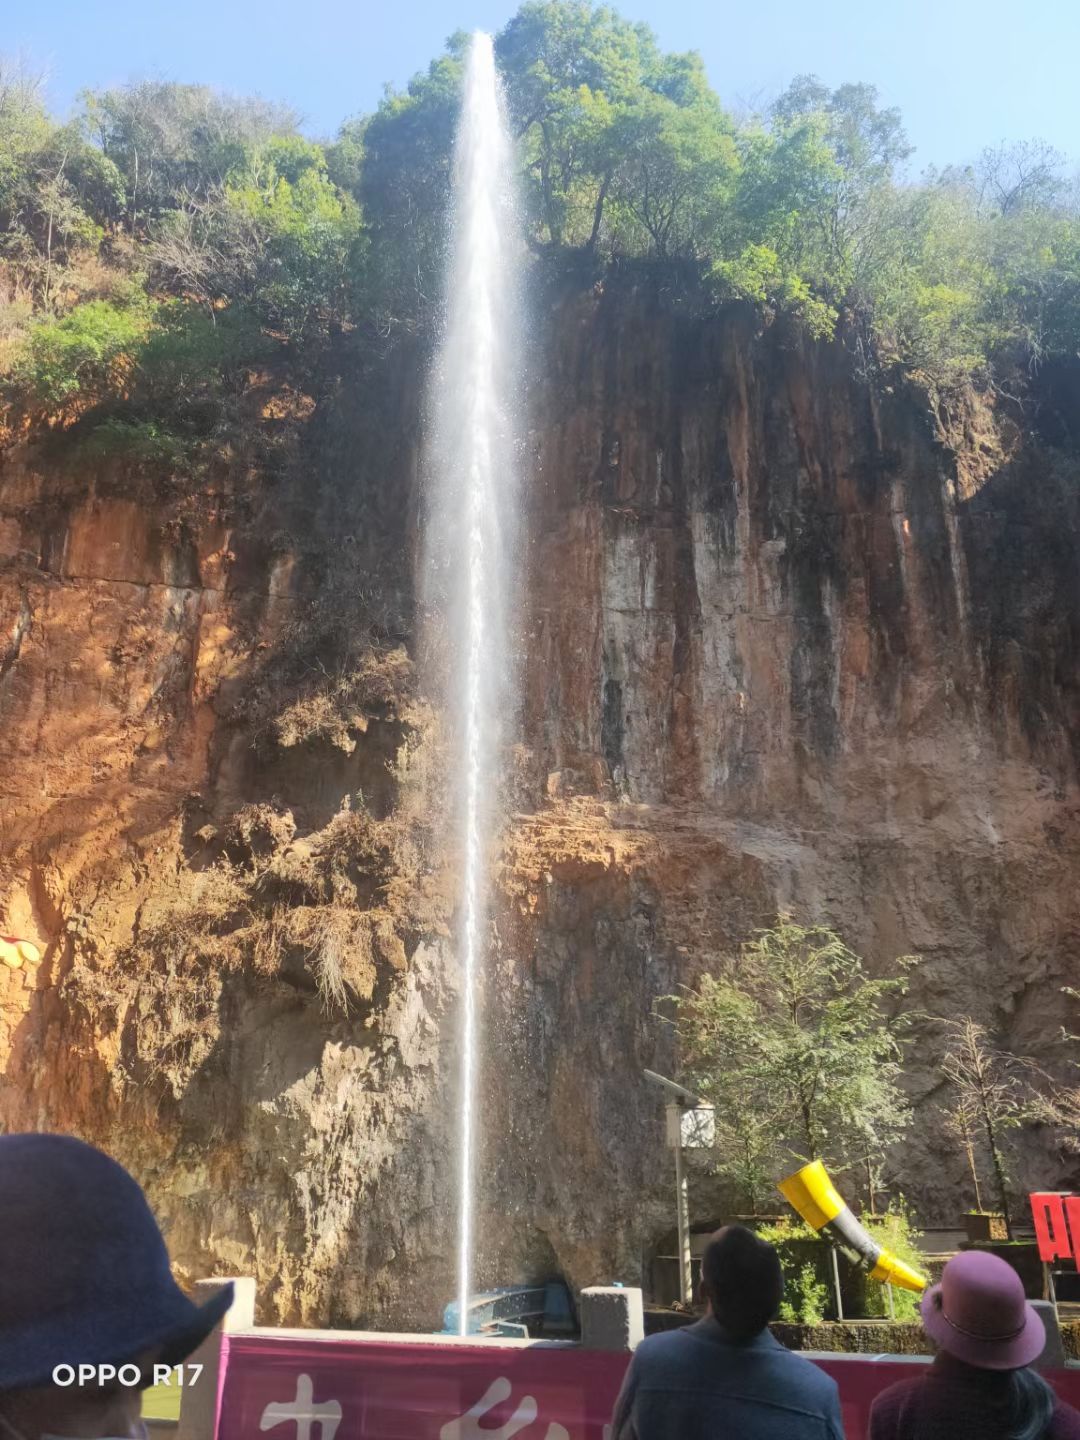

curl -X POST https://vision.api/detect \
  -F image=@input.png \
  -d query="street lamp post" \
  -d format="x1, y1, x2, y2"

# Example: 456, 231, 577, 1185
643, 1069, 715, 1308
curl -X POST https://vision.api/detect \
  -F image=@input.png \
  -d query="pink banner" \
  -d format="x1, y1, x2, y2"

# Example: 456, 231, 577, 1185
216, 1333, 1080, 1440
218, 1336, 626, 1440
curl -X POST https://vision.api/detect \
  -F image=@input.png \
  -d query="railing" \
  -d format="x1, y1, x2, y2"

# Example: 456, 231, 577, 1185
174, 1279, 1080, 1440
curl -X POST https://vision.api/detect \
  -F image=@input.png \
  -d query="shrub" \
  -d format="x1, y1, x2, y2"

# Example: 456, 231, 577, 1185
756, 1216, 832, 1322
7, 296, 151, 415
862, 1203, 926, 1320
283, 904, 378, 1013
712, 244, 837, 339
756, 1206, 927, 1322
75, 416, 188, 468
778, 1262, 830, 1325
136, 299, 270, 406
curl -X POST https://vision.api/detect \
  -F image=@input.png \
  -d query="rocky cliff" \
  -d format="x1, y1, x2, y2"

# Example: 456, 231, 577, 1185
1, 271, 1078, 1327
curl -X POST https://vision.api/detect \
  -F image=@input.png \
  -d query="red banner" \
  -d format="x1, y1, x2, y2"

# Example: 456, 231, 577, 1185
216, 1334, 1080, 1440
1031, 1192, 1080, 1264
217, 1336, 626, 1439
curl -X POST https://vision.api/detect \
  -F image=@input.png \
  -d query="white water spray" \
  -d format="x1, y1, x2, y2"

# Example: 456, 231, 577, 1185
423, 32, 523, 1337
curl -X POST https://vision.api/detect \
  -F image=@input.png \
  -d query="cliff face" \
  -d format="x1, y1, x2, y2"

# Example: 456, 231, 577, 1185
1, 275, 1078, 1327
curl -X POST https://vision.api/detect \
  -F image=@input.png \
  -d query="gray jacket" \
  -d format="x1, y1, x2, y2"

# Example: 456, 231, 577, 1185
610, 1317, 845, 1440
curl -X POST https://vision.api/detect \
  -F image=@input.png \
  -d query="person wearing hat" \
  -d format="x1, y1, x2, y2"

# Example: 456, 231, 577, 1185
0, 1134, 233, 1440
869, 1249, 1080, 1440
609, 1224, 844, 1439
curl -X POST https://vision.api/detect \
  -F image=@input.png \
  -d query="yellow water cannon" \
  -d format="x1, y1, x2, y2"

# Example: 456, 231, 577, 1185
778, 1160, 927, 1293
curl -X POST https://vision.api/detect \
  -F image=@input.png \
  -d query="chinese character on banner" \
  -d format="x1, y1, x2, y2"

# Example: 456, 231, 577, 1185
440, 1378, 570, 1440
260, 1374, 342, 1440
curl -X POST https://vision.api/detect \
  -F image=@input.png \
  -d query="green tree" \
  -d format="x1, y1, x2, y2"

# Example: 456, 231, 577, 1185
497, 0, 646, 249
0, 63, 123, 306
497, 2, 737, 257
909, 147, 1080, 373
4, 12, 1080, 427
612, 57, 738, 257
135, 301, 270, 410
358, 50, 465, 327
152, 137, 362, 349
221, 138, 362, 344
0, 57, 51, 213
866, 179, 989, 374
716, 76, 914, 337
671, 978, 785, 1213
670, 916, 915, 1209
20, 128, 125, 306
769, 76, 912, 301
985, 207, 1080, 367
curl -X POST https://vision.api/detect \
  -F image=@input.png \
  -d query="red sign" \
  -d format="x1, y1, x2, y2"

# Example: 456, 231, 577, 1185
215, 1334, 1080, 1440
1031, 1192, 1080, 1264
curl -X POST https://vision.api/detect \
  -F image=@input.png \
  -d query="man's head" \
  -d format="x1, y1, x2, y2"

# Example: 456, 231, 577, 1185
0, 1134, 233, 1439
700, 1225, 784, 1341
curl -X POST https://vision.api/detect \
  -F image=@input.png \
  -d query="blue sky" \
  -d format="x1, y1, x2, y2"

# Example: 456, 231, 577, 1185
5, 0, 1077, 171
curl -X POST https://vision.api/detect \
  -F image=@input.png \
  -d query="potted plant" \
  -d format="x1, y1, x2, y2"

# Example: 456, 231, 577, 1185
962, 1211, 1010, 1243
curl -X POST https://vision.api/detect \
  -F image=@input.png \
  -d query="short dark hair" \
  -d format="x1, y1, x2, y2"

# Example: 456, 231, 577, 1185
700, 1225, 784, 1340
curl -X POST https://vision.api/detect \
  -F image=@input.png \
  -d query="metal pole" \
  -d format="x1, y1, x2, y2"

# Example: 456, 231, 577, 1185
1046, 1261, 1059, 1321
829, 1243, 844, 1321
673, 1115, 692, 1306
886, 1283, 895, 1321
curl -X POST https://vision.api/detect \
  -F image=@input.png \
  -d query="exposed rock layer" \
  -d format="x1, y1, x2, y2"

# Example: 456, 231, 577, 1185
1, 274, 1078, 1327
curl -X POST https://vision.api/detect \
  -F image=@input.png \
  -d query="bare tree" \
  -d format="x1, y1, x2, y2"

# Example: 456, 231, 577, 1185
938, 1017, 1045, 1239
82, 81, 299, 235
976, 140, 1067, 217
149, 185, 265, 307
1029, 988, 1080, 1152
943, 1089, 985, 1213
0, 54, 47, 132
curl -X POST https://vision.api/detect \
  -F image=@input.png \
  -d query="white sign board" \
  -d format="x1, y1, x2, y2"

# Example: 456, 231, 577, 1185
665, 1104, 716, 1150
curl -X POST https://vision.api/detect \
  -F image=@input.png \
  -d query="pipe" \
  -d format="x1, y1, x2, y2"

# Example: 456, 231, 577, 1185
778, 1160, 927, 1293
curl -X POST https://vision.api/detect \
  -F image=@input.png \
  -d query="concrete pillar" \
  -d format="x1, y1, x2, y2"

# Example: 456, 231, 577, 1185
579, 1286, 644, 1352
175, 1278, 256, 1440
1030, 1299, 1067, 1371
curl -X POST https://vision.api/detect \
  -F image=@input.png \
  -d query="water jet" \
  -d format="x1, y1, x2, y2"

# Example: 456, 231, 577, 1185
422, 29, 524, 1336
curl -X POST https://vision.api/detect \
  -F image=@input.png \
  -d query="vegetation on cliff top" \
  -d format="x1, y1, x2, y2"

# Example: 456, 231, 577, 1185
1, 2, 1078, 454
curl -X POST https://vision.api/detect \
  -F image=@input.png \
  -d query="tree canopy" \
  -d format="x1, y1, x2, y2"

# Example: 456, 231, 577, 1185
1, 1, 1078, 454
667, 916, 916, 1212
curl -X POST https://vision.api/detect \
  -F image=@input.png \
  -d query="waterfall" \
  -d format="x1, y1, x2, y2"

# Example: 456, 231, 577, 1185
422, 31, 523, 1336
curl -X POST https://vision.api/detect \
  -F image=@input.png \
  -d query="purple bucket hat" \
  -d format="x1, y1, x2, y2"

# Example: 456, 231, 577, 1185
921, 1250, 1046, 1371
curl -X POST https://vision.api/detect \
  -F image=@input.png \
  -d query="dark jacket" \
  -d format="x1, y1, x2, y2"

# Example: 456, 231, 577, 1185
610, 1316, 844, 1440
869, 1352, 1080, 1440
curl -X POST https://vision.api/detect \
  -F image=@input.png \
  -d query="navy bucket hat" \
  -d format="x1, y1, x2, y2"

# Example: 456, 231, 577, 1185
0, 1133, 234, 1391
